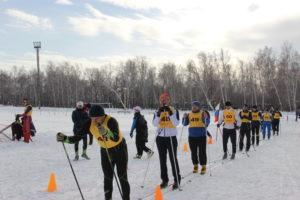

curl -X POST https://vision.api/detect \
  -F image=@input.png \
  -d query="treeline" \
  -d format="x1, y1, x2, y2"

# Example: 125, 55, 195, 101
0, 43, 299, 111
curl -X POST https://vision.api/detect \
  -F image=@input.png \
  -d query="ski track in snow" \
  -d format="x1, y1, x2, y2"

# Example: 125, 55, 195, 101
0, 106, 299, 200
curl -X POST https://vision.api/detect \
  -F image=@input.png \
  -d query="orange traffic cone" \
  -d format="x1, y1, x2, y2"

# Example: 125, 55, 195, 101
183, 142, 189, 152
207, 137, 213, 145
47, 173, 57, 192
155, 185, 163, 200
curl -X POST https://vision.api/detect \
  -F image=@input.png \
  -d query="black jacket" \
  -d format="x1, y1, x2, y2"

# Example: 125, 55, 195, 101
72, 108, 89, 134
133, 112, 148, 142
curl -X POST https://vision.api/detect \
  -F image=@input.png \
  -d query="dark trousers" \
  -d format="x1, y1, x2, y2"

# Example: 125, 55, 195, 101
156, 136, 181, 184
188, 137, 207, 166
239, 123, 251, 151
74, 133, 87, 153
251, 122, 260, 145
222, 128, 236, 154
272, 120, 280, 135
136, 139, 151, 156
101, 140, 130, 200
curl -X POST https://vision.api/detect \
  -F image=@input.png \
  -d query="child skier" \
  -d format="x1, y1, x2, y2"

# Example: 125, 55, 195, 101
153, 92, 181, 190
57, 105, 130, 200
130, 106, 154, 159
251, 105, 262, 146
217, 101, 240, 160
239, 104, 252, 152
72, 101, 90, 160
262, 108, 272, 140
11, 114, 23, 141
182, 101, 211, 174
272, 108, 282, 136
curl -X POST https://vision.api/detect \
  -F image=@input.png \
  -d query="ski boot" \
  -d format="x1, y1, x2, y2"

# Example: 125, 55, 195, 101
230, 153, 235, 160
133, 154, 142, 159
160, 181, 168, 189
81, 150, 90, 160
172, 182, 179, 190
222, 152, 228, 160
74, 152, 79, 161
147, 150, 154, 158
193, 165, 198, 173
200, 165, 206, 175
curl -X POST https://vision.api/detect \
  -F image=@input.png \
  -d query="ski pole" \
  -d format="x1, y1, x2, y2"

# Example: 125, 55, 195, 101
0, 132, 12, 141
169, 135, 181, 190
62, 143, 85, 200
141, 133, 158, 188
102, 140, 124, 199
215, 127, 219, 142
205, 126, 212, 177
178, 117, 186, 150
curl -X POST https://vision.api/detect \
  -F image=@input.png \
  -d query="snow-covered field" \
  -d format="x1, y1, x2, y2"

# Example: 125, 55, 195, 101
0, 106, 300, 200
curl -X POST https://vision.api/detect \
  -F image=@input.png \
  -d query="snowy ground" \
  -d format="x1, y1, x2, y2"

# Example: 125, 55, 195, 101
0, 106, 299, 200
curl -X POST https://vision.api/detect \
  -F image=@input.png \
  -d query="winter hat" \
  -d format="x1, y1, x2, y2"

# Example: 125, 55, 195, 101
133, 106, 142, 113
89, 105, 105, 117
160, 92, 170, 104
192, 101, 201, 107
225, 101, 232, 107
76, 101, 84, 108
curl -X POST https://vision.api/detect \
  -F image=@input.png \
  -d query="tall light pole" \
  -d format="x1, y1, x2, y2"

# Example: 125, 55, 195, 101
33, 41, 41, 109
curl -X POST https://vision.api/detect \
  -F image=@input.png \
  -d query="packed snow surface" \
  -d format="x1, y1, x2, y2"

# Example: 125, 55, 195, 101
0, 106, 299, 200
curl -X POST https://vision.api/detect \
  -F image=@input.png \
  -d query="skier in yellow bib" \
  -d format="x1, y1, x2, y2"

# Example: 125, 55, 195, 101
251, 105, 262, 146
217, 101, 240, 160
262, 108, 272, 140
153, 92, 181, 190
57, 105, 130, 200
272, 108, 282, 136
239, 104, 252, 152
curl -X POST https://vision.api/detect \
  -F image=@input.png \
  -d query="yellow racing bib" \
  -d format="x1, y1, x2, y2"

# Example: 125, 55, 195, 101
159, 107, 176, 128
263, 113, 271, 121
188, 112, 205, 128
89, 115, 123, 149
223, 109, 235, 124
252, 112, 260, 121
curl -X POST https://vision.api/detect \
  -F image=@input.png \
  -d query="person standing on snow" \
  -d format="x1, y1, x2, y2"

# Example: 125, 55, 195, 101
17, 98, 33, 143
217, 101, 240, 160
251, 105, 262, 146
239, 104, 252, 152
153, 92, 181, 190
72, 101, 90, 161
262, 108, 272, 140
57, 105, 130, 200
272, 108, 282, 136
129, 106, 154, 159
182, 101, 211, 174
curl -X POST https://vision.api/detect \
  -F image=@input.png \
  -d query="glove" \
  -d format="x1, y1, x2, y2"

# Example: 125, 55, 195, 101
164, 106, 173, 116
217, 124, 220, 128
56, 132, 67, 142
130, 132, 133, 138
157, 107, 165, 116
235, 125, 240, 130
96, 124, 114, 140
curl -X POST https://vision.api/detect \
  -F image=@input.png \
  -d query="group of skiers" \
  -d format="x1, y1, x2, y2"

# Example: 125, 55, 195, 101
217, 102, 282, 160
55, 93, 282, 200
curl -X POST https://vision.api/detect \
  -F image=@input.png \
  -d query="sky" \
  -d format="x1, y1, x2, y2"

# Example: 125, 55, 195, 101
1, 0, 300, 70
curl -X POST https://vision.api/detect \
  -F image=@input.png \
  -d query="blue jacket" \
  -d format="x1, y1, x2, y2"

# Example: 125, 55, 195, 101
182, 111, 210, 137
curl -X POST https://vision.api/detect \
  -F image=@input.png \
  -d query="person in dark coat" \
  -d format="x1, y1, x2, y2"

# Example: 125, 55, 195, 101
72, 101, 90, 161
11, 115, 23, 141
130, 106, 154, 159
